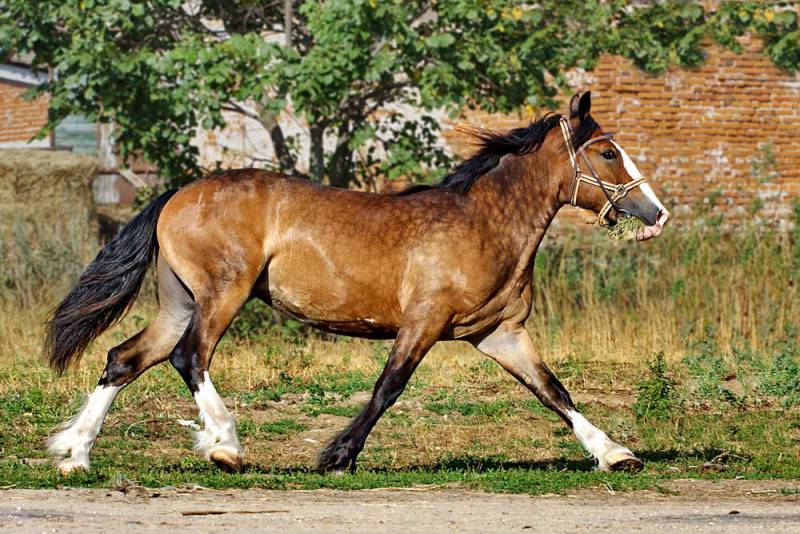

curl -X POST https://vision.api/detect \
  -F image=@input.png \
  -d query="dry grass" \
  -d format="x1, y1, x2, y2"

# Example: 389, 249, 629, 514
528, 221, 800, 362
2, 212, 799, 385
1, 150, 97, 311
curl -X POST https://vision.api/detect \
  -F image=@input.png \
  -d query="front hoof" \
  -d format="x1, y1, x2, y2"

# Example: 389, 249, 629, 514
209, 446, 243, 473
608, 456, 644, 473
600, 448, 644, 473
57, 458, 89, 476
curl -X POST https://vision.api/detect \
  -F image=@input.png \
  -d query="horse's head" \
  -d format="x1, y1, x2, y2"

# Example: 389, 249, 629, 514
561, 92, 670, 241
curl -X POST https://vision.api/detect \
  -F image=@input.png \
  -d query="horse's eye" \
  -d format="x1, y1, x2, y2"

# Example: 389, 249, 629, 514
602, 150, 616, 161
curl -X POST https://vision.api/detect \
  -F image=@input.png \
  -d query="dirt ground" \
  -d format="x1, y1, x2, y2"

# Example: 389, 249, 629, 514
1, 480, 799, 533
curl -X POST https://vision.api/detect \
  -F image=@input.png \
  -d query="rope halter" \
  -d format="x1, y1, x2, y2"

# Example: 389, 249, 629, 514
559, 117, 646, 226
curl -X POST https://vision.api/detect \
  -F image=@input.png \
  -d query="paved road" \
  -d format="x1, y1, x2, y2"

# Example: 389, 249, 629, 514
1, 480, 799, 533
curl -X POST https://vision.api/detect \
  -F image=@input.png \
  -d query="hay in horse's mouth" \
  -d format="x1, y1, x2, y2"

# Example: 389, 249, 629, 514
607, 209, 670, 242
606, 216, 645, 241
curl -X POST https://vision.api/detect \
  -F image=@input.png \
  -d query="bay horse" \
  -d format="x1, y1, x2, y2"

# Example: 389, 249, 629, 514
46, 92, 670, 475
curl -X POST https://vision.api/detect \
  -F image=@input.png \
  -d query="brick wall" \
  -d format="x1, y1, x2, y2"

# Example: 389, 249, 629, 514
0, 80, 49, 146
443, 37, 800, 228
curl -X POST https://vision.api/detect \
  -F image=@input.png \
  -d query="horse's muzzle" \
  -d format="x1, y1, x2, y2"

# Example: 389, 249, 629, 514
636, 208, 670, 241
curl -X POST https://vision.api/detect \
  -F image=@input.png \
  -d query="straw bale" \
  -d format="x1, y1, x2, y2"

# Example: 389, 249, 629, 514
0, 149, 97, 229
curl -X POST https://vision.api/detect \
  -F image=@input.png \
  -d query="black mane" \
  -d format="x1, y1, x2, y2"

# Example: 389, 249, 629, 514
399, 113, 599, 195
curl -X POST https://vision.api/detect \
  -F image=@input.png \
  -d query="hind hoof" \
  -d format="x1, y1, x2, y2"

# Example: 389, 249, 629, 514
317, 449, 357, 474
210, 447, 243, 473
57, 458, 89, 476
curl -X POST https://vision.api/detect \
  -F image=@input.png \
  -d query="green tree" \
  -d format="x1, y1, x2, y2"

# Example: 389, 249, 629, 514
1, 0, 797, 187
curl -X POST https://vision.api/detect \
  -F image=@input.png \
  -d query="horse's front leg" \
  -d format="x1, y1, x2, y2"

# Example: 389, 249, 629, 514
474, 323, 643, 472
318, 310, 447, 473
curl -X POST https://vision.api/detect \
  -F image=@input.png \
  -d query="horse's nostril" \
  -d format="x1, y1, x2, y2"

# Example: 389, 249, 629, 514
656, 208, 670, 226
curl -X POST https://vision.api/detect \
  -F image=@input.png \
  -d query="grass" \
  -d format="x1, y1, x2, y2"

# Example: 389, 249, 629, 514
1, 332, 799, 493
1, 208, 800, 494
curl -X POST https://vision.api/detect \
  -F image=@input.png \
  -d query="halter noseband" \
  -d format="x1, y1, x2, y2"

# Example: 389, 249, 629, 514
559, 117, 646, 226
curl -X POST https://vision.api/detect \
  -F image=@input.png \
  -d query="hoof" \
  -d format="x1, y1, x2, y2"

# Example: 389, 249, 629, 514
209, 447, 243, 473
317, 458, 351, 474
601, 448, 644, 473
608, 456, 644, 473
317, 439, 358, 474
317, 452, 357, 474
57, 458, 89, 476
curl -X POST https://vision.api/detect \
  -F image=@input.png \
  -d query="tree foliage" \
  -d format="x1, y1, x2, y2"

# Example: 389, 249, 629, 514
1, 0, 798, 187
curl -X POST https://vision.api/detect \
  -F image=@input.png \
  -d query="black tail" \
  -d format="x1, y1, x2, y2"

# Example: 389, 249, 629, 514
45, 189, 179, 374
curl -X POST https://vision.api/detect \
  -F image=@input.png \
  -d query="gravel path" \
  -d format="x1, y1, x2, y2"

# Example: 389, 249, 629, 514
1, 480, 799, 533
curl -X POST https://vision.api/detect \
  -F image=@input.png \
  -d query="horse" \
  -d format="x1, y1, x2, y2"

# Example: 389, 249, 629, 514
45, 92, 670, 475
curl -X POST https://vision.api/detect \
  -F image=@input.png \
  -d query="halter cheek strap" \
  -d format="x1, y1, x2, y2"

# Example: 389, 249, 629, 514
559, 117, 646, 226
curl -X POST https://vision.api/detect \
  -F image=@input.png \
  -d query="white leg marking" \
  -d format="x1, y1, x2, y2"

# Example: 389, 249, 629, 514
48, 385, 121, 474
567, 409, 637, 471
193, 372, 242, 460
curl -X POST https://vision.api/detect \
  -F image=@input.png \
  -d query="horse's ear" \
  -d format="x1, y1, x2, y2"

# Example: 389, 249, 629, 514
569, 93, 581, 118
578, 91, 592, 120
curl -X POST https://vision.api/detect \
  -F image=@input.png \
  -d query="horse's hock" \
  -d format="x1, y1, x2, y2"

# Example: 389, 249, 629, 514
0, 148, 97, 253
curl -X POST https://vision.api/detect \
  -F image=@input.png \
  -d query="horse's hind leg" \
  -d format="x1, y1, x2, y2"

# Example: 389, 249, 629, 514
474, 323, 643, 473
167, 285, 251, 472
48, 256, 193, 474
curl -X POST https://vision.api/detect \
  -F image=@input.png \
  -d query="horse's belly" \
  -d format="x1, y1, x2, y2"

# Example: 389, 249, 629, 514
253, 256, 398, 338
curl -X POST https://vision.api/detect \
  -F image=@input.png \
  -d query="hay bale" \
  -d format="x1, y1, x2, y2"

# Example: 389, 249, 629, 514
0, 149, 98, 305
0, 149, 97, 225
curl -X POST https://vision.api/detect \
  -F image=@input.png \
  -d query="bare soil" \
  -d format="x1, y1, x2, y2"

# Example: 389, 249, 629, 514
2, 480, 799, 533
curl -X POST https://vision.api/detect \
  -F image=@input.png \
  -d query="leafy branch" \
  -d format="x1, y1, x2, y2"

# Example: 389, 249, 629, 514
0, 0, 797, 187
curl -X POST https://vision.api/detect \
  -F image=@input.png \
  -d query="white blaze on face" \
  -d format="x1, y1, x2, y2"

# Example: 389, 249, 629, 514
609, 139, 670, 241
609, 139, 667, 214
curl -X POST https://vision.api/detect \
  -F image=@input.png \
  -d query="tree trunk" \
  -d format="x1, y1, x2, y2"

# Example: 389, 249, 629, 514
308, 122, 325, 184
328, 150, 352, 188
256, 101, 296, 174
284, 0, 294, 48
328, 123, 354, 189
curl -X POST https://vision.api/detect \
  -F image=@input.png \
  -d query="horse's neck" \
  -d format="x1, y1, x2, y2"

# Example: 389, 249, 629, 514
470, 152, 565, 275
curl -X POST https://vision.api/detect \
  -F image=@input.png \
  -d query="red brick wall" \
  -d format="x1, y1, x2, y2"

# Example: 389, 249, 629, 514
0, 81, 49, 144
443, 37, 800, 227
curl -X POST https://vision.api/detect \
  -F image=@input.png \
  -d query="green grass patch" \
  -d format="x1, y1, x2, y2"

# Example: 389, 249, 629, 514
238, 418, 307, 438
423, 398, 514, 418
